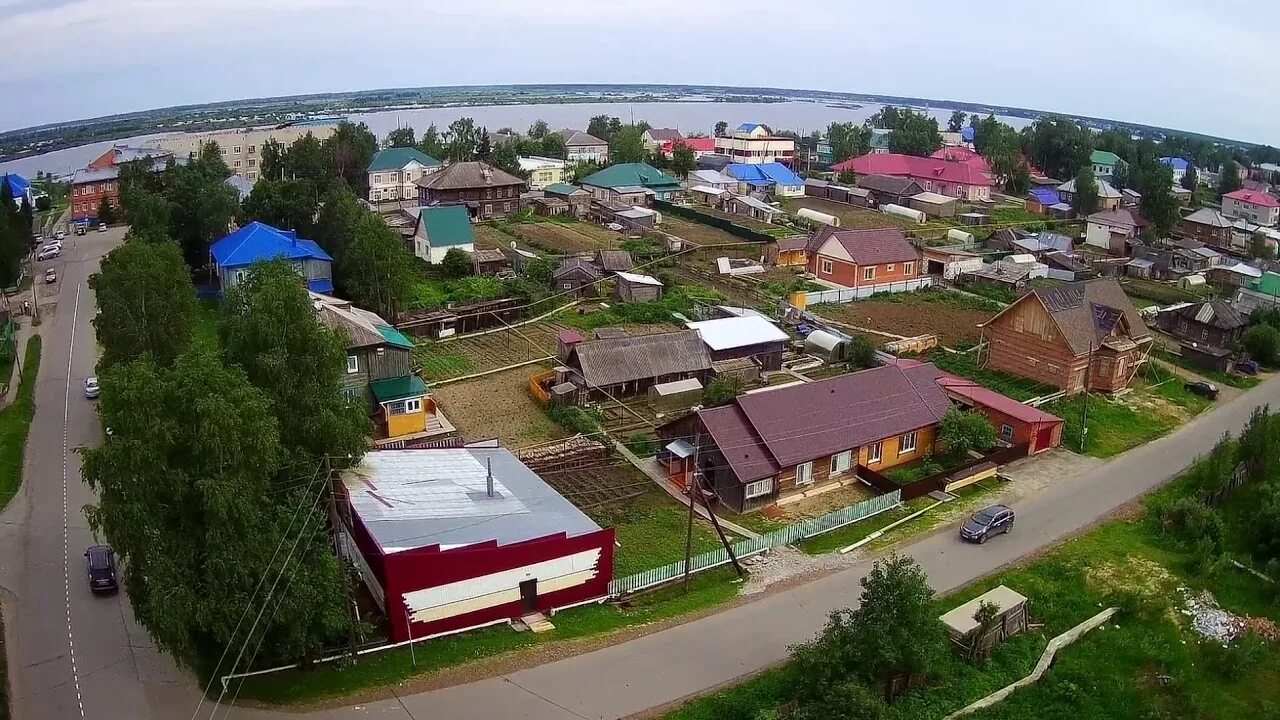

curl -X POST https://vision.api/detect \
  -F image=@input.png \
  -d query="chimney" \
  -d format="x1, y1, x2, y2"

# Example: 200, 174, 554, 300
486, 458, 494, 498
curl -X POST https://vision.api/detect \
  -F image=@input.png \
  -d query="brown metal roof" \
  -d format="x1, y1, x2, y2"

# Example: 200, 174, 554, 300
814, 227, 920, 266
1024, 279, 1151, 356
857, 174, 923, 195
568, 331, 712, 387
553, 257, 603, 280
415, 161, 525, 191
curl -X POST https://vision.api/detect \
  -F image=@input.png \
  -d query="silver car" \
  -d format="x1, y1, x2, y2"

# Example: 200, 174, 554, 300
84, 377, 100, 399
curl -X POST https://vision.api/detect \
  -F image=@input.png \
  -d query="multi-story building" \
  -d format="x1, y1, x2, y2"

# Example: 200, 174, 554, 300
414, 161, 526, 220
518, 156, 567, 190
713, 123, 796, 166
366, 147, 442, 203
1222, 189, 1280, 227
558, 129, 609, 164
833, 153, 994, 202
70, 145, 176, 222
144, 117, 343, 183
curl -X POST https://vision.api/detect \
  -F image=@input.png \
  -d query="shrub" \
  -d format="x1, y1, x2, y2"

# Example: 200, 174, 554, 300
1201, 632, 1267, 679
1160, 496, 1225, 551
1243, 324, 1280, 366
938, 407, 998, 456
703, 377, 743, 407
440, 247, 473, 278
847, 334, 876, 370
547, 404, 604, 435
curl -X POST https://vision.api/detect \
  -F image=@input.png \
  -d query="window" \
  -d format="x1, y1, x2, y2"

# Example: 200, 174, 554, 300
1000, 424, 1014, 440
899, 431, 918, 455
247, 171, 257, 181
220, 148, 227, 156
795, 461, 813, 486
233, 145, 241, 153
886, 264, 895, 273
341, 387, 362, 401
866, 442, 883, 464
1097, 357, 1112, 376
744, 477, 774, 499
505, 202, 514, 212
904, 261, 914, 275
248, 158, 256, 167
233, 160, 241, 168
863, 266, 876, 281
248, 145, 256, 154
234, 269, 249, 284
820, 258, 833, 275
830, 450, 852, 476
373, 174, 382, 184
1201, 329, 1209, 341
404, 398, 423, 414
346, 355, 359, 374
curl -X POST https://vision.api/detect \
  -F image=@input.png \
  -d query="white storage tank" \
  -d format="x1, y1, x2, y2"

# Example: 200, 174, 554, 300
882, 204, 926, 224
797, 207, 840, 227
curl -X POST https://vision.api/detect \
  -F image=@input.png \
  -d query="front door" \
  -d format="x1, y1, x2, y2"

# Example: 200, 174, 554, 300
519, 579, 538, 614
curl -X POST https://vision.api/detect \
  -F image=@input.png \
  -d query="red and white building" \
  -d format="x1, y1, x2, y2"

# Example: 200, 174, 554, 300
70, 145, 174, 223
714, 123, 797, 165
807, 226, 921, 289
1222, 189, 1280, 227
832, 152, 994, 201
660, 137, 716, 157
338, 447, 615, 643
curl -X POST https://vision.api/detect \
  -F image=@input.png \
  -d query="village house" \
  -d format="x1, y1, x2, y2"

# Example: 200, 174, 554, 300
722, 163, 805, 198
767, 236, 810, 268
595, 249, 634, 274
579, 163, 683, 202
935, 375, 1063, 455
415, 161, 526, 220
661, 137, 716, 157
544, 182, 592, 218
980, 279, 1152, 394
1158, 299, 1246, 350
922, 246, 985, 280
366, 147, 442, 203
337, 447, 615, 643
209, 221, 333, 295
869, 128, 892, 154
721, 194, 786, 223
558, 129, 610, 164
613, 271, 664, 303
471, 248, 511, 277
552, 257, 604, 296
410, 206, 475, 263
1091, 150, 1121, 180
1161, 157, 1191, 183
804, 179, 872, 207
832, 153, 994, 202
857, 174, 924, 207
1208, 261, 1263, 290
686, 169, 739, 193
560, 330, 712, 402
642, 128, 684, 151
1180, 207, 1235, 248
713, 123, 798, 166
518, 156, 567, 190
1222, 189, 1280, 227
1084, 208, 1144, 255
1057, 177, 1122, 212
685, 315, 790, 372
807, 226, 921, 290
1232, 272, 1280, 317
659, 362, 952, 513
311, 293, 453, 444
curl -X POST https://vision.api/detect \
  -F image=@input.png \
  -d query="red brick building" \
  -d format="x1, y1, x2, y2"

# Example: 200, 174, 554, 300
807, 226, 921, 289
936, 376, 1063, 454
71, 146, 173, 223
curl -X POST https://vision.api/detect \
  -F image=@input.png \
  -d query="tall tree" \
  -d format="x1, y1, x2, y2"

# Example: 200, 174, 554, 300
1219, 160, 1243, 197
82, 348, 350, 670
259, 139, 286, 181
384, 126, 416, 149
1251, 232, 1277, 260
714, 120, 728, 137
283, 133, 330, 186
476, 129, 492, 161
1073, 166, 1100, 215
417, 124, 445, 160
322, 121, 378, 193
1136, 162, 1180, 239
313, 181, 362, 260
588, 115, 618, 142
609, 126, 648, 164
443, 117, 480, 162
1020, 116, 1094, 180
827, 122, 872, 163
220, 260, 370, 464
540, 132, 567, 158
167, 142, 239, 269
337, 212, 417, 319
887, 111, 942, 157
1181, 165, 1199, 192
527, 120, 550, 139
947, 110, 967, 133
0, 182, 26, 286
89, 241, 197, 370
670, 142, 697, 179
96, 196, 118, 225
241, 179, 318, 238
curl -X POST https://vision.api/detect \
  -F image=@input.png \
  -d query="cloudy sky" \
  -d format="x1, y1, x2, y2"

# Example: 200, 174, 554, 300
1, 0, 1274, 144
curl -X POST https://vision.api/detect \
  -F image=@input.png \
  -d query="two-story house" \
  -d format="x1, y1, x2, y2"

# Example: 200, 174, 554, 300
209, 221, 334, 295
642, 128, 684, 151
414, 161, 526, 220
1222, 189, 1280, 227
1057, 176, 1122, 212
1180, 207, 1234, 248
558, 129, 610, 163
980, 279, 1152, 395
1084, 208, 1144, 255
807, 226, 921, 290
713, 123, 797, 166
366, 147, 442, 203
518, 156, 567, 190
1091, 150, 1121, 180
659, 362, 952, 513
311, 293, 453, 444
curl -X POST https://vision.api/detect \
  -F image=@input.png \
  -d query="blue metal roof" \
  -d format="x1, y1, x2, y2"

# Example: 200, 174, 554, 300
961, 127, 976, 143
1028, 187, 1060, 205
210, 221, 332, 268
1160, 157, 1190, 171
724, 162, 803, 187
2, 173, 30, 200
736, 122, 765, 133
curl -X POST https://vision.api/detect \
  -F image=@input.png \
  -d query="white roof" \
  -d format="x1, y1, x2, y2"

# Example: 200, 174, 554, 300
1225, 262, 1263, 278
689, 185, 728, 196
686, 315, 789, 351
653, 378, 703, 396
689, 170, 737, 185
615, 271, 663, 286
1007, 253, 1037, 264
730, 194, 783, 214
939, 585, 1028, 636
911, 191, 955, 204
518, 156, 566, 171
715, 305, 769, 319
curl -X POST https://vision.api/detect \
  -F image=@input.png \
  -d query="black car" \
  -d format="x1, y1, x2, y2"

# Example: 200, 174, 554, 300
959, 505, 1014, 544
1184, 381, 1219, 400
85, 544, 118, 593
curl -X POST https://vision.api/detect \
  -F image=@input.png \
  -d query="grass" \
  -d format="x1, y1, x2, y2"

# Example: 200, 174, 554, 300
957, 282, 1019, 305
1153, 348, 1261, 390
1121, 277, 1207, 306
555, 284, 724, 331
588, 490, 730, 577
1140, 363, 1213, 415
664, 473, 1280, 720
191, 298, 220, 350
926, 350, 1058, 402
413, 349, 474, 381
1044, 393, 1177, 458
406, 276, 507, 311
868, 287, 1004, 314
0, 336, 41, 512
233, 566, 742, 707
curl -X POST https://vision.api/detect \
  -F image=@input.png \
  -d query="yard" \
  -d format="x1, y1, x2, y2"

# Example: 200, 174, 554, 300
587, 484, 735, 578
430, 366, 568, 446
413, 321, 568, 382
500, 218, 629, 255
783, 196, 913, 230
662, 217, 763, 248
810, 290, 999, 347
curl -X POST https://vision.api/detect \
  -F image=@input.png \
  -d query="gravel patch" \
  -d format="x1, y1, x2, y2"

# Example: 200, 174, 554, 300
739, 547, 863, 596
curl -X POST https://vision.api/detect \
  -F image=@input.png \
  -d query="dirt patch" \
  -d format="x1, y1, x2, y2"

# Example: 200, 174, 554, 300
663, 217, 760, 248
1119, 390, 1193, 423
541, 463, 650, 511
431, 367, 567, 446
786, 196, 913, 230
474, 223, 516, 250
773, 483, 875, 522
414, 321, 566, 382
811, 299, 989, 347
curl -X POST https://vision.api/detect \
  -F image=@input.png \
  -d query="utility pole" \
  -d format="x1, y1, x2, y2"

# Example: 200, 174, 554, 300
1079, 341, 1093, 453
682, 430, 698, 593
699, 472, 744, 580
326, 454, 359, 663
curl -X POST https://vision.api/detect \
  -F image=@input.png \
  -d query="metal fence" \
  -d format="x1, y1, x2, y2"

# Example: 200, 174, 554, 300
607, 490, 901, 596
805, 277, 935, 305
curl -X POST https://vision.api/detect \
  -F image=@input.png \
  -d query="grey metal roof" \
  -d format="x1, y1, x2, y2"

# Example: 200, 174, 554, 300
342, 448, 601, 553
568, 331, 711, 387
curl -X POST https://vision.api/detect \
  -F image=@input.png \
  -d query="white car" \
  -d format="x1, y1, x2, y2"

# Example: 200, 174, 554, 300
55, 230, 66, 240
98, 223, 107, 232
36, 246, 60, 261
84, 377, 100, 399
44, 268, 56, 284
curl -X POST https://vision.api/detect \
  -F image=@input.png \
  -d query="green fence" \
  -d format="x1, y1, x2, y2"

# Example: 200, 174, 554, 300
607, 490, 901, 596
653, 199, 777, 243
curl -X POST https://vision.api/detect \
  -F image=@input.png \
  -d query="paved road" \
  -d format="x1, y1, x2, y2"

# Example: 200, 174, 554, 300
4, 230, 1280, 720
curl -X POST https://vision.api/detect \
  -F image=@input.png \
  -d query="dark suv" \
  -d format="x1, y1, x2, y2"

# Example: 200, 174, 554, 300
960, 505, 1015, 544
85, 545, 118, 593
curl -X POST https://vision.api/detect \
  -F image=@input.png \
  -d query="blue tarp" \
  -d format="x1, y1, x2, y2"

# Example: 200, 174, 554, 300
724, 162, 804, 188
211, 221, 332, 268
307, 278, 335, 294
961, 127, 976, 143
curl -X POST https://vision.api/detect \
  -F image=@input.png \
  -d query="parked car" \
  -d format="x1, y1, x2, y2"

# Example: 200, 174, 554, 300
55, 230, 66, 240
75, 224, 86, 236
84, 377, 100, 399
1234, 359, 1259, 376
98, 223, 107, 232
41, 240, 62, 253
960, 504, 1015, 544
44, 268, 56, 284
36, 246, 60, 261
84, 544, 118, 593
1184, 381, 1219, 400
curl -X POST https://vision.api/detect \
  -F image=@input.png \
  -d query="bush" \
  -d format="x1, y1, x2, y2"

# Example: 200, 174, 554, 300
626, 433, 656, 456
703, 377, 742, 407
1243, 324, 1280, 366
938, 407, 998, 456
440, 247, 473, 278
547, 404, 604, 435
847, 334, 876, 370
1202, 632, 1268, 679
1160, 496, 1225, 551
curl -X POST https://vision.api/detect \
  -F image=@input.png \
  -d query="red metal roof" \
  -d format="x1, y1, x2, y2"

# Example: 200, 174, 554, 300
935, 376, 1063, 425
663, 137, 716, 154
930, 147, 991, 173
832, 153, 995, 187
1225, 189, 1280, 208
813, 226, 920, 266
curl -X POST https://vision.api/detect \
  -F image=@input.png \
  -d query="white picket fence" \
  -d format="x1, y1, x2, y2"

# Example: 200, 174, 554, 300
607, 490, 901, 596
805, 277, 935, 305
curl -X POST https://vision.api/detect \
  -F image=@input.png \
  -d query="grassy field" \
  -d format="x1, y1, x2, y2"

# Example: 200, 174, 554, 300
1154, 347, 1261, 390
0, 336, 42, 512
589, 488, 732, 577
926, 350, 1059, 402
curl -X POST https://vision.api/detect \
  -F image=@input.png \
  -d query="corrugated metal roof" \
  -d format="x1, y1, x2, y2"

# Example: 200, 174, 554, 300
615, 271, 662, 286
686, 316, 789, 351
568, 331, 711, 387
367, 147, 441, 172
417, 206, 475, 248
211, 221, 331, 268
370, 375, 429, 402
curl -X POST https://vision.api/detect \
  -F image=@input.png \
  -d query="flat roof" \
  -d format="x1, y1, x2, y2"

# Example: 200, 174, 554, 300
342, 448, 601, 554
940, 585, 1027, 635
686, 315, 789, 351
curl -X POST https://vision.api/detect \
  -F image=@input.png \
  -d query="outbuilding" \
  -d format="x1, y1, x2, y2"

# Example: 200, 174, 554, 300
936, 376, 1063, 455
613, 271, 664, 303
338, 448, 615, 643
909, 191, 958, 218
686, 315, 790, 372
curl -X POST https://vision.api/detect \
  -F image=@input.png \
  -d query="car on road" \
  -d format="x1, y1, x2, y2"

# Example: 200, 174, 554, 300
84, 377, 100, 399
44, 268, 56, 284
41, 240, 62, 253
98, 223, 107, 232
1185, 381, 1219, 400
55, 230, 65, 240
960, 504, 1014, 544
84, 545, 118, 593
75, 224, 86, 236
36, 246, 60, 261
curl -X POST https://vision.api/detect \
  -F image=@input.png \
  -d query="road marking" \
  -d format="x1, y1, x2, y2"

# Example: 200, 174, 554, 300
62, 283, 86, 719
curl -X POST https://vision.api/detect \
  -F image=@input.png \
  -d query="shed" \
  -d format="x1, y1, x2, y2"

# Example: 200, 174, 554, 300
710, 356, 761, 385
959, 212, 990, 226
947, 228, 975, 245
596, 249, 635, 274
686, 315, 790, 371
553, 257, 604, 296
531, 196, 570, 216
769, 236, 809, 267
613, 271, 664, 303
689, 185, 728, 204
909, 191, 958, 218
936, 377, 1063, 454
923, 246, 984, 281
1178, 342, 1232, 374
804, 328, 849, 362
472, 248, 511, 277
939, 585, 1030, 659
1178, 274, 1207, 290
723, 194, 784, 224
647, 377, 704, 411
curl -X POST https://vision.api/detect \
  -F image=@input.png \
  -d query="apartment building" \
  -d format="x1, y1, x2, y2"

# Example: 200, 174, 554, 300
713, 123, 796, 166
145, 117, 344, 182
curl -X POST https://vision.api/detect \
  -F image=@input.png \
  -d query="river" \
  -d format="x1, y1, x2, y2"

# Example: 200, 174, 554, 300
0, 100, 1033, 178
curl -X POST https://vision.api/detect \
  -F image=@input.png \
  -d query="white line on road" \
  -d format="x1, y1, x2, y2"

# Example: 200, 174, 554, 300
62, 283, 86, 719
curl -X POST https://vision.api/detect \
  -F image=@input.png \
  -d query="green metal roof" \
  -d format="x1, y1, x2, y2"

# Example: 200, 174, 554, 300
418, 206, 475, 247
1090, 150, 1120, 166
580, 163, 682, 191
544, 182, 582, 195
367, 147, 442, 172
376, 325, 414, 350
370, 375, 429, 403
1252, 272, 1280, 296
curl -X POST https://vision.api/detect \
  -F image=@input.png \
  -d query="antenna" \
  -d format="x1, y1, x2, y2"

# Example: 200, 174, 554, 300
486, 458, 494, 498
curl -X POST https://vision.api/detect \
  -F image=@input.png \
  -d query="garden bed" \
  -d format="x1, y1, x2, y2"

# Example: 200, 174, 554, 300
811, 290, 996, 347
429, 366, 568, 446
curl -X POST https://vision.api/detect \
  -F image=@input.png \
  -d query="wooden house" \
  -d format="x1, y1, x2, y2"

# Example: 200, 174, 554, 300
766, 236, 809, 267
979, 279, 1152, 395
561, 331, 712, 402
1158, 299, 1246, 350
414, 161, 526, 219
807, 226, 920, 290
552, 257, 604, 296
857, 174, 924, 207
685, 315, 790, 372
613, 271, 664, 303
471, 248, 511, 277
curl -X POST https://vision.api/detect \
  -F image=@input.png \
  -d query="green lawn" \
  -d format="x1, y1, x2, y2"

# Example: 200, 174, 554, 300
1153, 348, 1260, 390
1045, 393, 1177, 458
191, 298, 220, 350
926, 350, 1058, 402
413, 348, 474, 381
589, 490, 730, 578
0, 336, 42, 512
870, 288, 1004, 314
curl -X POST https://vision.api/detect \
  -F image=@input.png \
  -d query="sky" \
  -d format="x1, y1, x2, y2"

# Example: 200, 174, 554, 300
1, 0, 1276, 144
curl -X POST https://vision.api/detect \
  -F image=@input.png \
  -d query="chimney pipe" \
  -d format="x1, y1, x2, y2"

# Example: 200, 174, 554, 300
486, 458, 494, 498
